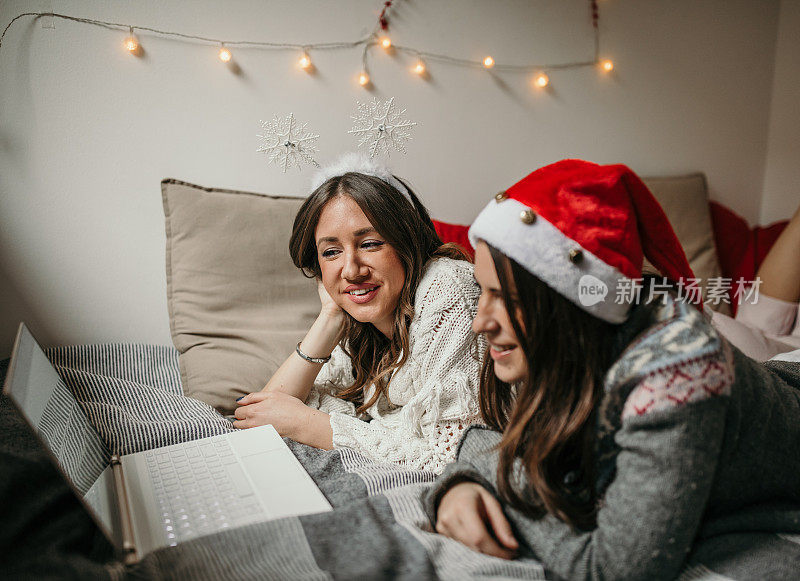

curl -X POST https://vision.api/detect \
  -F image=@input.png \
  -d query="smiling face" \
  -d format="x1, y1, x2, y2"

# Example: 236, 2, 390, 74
315, 195, 406, 338
472, 241, 529, 384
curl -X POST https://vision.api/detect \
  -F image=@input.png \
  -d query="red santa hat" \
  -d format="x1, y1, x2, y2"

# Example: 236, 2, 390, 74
468, 159, 695, 323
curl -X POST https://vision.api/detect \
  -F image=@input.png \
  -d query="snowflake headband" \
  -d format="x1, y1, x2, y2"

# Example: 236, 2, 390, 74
257, 97, 417, 174
309, 151, 412, 202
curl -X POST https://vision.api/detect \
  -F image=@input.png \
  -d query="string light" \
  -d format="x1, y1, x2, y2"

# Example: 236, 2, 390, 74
534, 72, 549, 88
0, 8, 611, 88
123, 27, 138, 53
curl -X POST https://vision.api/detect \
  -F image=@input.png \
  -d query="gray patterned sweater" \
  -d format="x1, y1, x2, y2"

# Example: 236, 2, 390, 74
425, 297, 800, 580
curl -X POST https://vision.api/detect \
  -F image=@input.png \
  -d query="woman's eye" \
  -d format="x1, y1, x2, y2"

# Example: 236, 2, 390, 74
362, 240, 384, 250
321, 248, 340, 259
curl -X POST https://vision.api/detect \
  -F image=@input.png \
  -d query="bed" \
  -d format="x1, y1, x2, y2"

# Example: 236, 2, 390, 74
0, 345, 551, 579
0, 174, 790, 578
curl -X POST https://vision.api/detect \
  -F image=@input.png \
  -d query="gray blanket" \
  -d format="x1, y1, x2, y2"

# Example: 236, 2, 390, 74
41, 345, 548, 580
13, 345, 790, 579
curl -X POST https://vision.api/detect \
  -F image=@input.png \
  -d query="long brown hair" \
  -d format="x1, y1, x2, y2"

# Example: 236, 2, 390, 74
290, 172, 467, 413
480, 243, 662, 529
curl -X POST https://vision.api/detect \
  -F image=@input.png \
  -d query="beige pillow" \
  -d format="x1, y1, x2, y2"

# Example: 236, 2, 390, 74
162, 172, 726, 414
641, 174, 729, 314
162, 179, 319, 414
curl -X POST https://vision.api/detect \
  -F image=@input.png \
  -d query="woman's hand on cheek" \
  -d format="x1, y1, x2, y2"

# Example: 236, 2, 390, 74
317, 280, 345, 321
436, 481, 519, 560
233, 391, 308, 439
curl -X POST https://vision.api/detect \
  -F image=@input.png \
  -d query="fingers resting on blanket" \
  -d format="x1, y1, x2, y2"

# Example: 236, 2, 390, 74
436, 481, 519, 560
233, 391, 333, 450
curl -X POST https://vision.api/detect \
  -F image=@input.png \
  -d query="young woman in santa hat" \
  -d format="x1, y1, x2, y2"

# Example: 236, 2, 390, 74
426, 160, 800, 579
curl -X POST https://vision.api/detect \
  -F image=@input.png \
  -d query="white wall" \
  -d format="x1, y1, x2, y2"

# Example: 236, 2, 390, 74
761, 0, 800, 224
0, 0, 786, 356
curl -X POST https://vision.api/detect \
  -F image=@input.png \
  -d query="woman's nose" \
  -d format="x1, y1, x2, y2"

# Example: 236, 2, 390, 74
472, 304, 497, 335
341, 251, 368, 280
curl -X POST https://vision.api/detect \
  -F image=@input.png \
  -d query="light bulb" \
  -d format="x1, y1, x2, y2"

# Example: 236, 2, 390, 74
124, 36, 138, 52
218, 45, 232, 63
412, 60, 426, 75
124, 27, 138, 52
380, 36, 392, 50
601, 59, 614, 72
534, 73, 549, 88
299, 52, 312, 70
483, 56, 495, 69
358, 72, 370, 86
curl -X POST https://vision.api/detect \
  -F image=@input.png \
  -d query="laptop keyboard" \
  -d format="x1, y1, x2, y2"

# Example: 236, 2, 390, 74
144, 436, 264, 545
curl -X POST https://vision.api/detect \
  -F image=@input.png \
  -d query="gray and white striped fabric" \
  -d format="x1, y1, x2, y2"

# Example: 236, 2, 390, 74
337, 450, 548, 579
38, 375, 110, 495
49, 344, 233, 455
48, 344, 548, 579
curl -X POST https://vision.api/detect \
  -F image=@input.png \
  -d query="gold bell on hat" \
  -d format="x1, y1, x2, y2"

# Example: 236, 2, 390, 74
495, 191, 508, 202
569, 249, 583, 264
520, 209, 537, 224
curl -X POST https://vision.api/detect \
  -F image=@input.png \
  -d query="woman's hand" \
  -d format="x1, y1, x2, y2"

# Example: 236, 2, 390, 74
259, 281, 344, 401
317, 280, 344, 320
436, 481, 519, 560
233, 391, 333, 449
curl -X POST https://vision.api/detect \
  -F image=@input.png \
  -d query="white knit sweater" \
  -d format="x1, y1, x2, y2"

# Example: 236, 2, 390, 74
305, 257, 485, 474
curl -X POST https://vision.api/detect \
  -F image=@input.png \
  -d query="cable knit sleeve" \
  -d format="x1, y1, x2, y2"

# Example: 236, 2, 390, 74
327, 258, 485, 474
330, 414, 473, 474
305, 346, 358, 417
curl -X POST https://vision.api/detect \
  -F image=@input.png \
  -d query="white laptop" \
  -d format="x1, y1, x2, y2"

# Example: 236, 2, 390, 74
2, 323, 332, 563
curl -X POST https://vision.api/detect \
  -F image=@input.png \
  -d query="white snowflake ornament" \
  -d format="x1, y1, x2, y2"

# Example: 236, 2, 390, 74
257, 113, 320, 172
347, 97, 417, 158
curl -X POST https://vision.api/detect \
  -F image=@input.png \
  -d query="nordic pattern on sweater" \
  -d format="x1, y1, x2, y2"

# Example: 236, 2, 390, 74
621, 347, 733, 419
306, 257, 485, 474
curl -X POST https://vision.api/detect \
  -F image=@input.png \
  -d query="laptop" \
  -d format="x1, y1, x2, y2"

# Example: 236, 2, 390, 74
2, 323, 332, 563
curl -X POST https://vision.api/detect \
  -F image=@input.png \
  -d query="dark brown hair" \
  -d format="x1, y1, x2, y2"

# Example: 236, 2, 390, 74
479, 243, 663, 529
289, 172, 468, 413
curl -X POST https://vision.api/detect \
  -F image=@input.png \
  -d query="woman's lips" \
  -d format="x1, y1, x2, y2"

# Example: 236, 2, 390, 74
489, 343, 516, 360
345, 285, 379, 304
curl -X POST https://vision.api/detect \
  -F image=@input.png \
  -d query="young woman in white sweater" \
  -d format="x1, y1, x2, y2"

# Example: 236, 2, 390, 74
233, 154, 484, 474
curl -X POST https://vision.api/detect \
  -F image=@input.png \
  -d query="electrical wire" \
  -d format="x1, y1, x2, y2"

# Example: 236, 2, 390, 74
0, 6, 603, 76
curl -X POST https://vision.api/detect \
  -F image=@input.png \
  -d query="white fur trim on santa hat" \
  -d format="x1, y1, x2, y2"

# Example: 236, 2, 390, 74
469, 197, 635, 324
309, 152, 411, 201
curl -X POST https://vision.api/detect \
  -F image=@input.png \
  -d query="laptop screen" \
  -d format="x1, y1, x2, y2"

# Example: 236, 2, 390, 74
3, 324, 118, 541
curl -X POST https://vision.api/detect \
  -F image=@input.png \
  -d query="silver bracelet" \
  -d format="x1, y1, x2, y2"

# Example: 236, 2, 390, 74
295, 342, 331, 364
